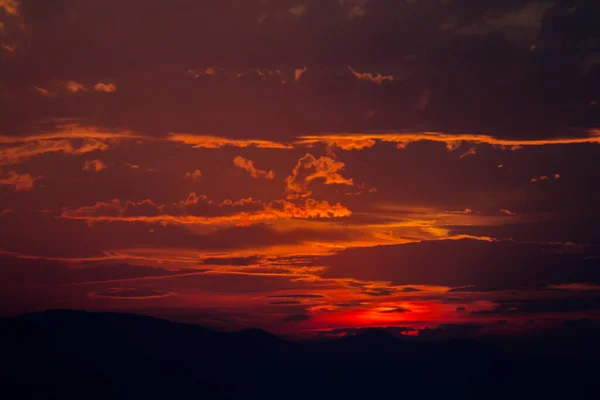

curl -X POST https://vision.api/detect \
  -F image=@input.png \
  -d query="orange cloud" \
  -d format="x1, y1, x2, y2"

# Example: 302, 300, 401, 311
82, 159, 107, 172
0, 0, 19, 16
167, 134, 291, 149
233, 156, 274, 179
125, 162, 140, 169
0, 170, 39, 191
295, 66, 308, 81
65, 80, 86, 93
61, 194, 351, 225
94, 82, 117, 93
285, 154, 354, 199
1, 43, 15, 53
347, 65, 394, 84
500, 209, 516, 216
33, 87, 50, 96
295, 131, 600, 151
459, 147, 477, 159
0, 124, 142, 165
288, 5, 307, 17
530, 176, 549, 183
184, 169, 202, 180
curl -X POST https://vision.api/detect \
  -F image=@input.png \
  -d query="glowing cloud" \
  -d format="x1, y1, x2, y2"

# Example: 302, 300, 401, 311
61, 194, 351, 225
0, 170, 38, 191
295, 131, 600, 151
167, 134, 291, 149
295, 66, 308, 81
82, 159, 107, 172
285, 154, 354, 199
184, 169, 203, 180
0, 0, 19, 16
94, 82, 117, 93
347, 65, 394, 84
0, 124, 142, 166
65, 81, 87, 93
233, 156, 274, 179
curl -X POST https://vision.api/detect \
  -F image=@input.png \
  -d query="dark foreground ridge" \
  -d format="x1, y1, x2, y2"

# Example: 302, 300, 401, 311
1, 310, 598, 399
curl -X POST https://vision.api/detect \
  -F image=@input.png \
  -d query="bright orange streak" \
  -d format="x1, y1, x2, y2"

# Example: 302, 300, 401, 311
167, 133, 292, 149
296, 130, 600, 150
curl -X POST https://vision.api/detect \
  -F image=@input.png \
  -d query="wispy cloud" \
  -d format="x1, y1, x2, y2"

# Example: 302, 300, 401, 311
347, 65, 394, 84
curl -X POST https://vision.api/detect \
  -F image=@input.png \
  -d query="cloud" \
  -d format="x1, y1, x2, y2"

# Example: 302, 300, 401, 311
285, 154, 354, 198
65, 80, 86, 93
459, 147, 477, 159
167, 134, 291, 149
184, 169, 202, 180
294, 66, 307, 81
340, 0, 367, 20
499, 209, 516, 216
0, 124, 141, 166
233, 156, 274, 179
0, 170, 38, 191
1, 43, 15, 53
202, 255, 262, 266
0, 0, 19, 16
283, 313, 312, 322
321, 238, 600, 291
94, 82, 117, 93
295, 131, 600, 151
0, 255, 199, 285
530, 175, 549, 183
33, 87, 50, 96
60, 193, 351, 225
472, 297, 600, 316
88, 288, 175, 300
124, 162, 140, 169
378, 307, 411, 313
267, 294, 324, 299
288, 5, 307, 18
347, 65, 394, 84
82, 159, 107, 172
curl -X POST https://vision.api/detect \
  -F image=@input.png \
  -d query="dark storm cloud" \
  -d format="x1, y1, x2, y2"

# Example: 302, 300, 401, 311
321, 238, 600, 290
0, 0, 598, 138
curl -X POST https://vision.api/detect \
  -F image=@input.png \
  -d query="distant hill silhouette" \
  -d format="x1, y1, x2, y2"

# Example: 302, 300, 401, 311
1, 310, 598, 399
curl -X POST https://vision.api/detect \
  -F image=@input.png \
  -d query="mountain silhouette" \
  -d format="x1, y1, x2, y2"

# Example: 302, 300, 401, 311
1, 310, 598, 399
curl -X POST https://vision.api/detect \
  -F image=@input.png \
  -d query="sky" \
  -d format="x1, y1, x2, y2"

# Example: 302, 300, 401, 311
1, 0, 599, 337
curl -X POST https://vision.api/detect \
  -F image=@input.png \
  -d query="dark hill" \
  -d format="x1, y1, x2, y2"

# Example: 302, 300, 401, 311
1, 310, 598, 399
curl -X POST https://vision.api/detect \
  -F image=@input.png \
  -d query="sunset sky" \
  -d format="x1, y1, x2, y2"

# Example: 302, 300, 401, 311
1, 0, 599, 336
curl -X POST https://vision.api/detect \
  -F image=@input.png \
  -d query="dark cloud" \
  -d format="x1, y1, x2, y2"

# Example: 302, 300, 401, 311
267, 294, 324, 299
283, 314, 312, 322
419, 323, 487, 339
202, 256, 262, 266
89, 288, 175, 299
0, 255, 200, 285
322, 239, 600, 290
379, 307, 411, 314
0, 0, 597, 138
473, 297, 600, 316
